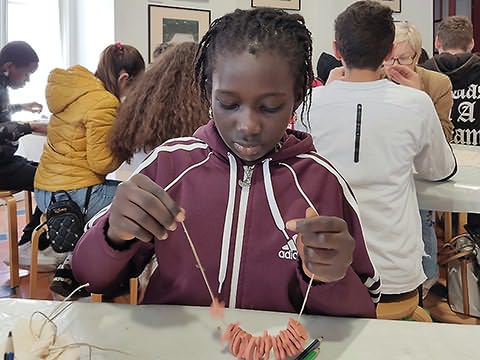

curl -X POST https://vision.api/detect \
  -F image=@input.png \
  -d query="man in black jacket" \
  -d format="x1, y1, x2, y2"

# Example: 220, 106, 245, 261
0, 41, 48, 252
422, 16, 480, 146
422, 17, 480, 233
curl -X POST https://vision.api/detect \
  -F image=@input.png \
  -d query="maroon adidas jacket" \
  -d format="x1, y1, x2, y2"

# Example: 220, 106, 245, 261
73, 121, 380, 317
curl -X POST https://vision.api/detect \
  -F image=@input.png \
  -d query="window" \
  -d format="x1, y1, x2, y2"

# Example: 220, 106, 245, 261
4, 0, 65, 119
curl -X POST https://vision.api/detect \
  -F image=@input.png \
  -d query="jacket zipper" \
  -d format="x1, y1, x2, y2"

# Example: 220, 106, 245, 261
238, 165, 254, 187
229, 165, 254, 308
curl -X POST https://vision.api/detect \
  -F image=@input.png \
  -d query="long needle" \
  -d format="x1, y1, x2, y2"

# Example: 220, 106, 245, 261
180, 221, 215, 303
297, 275, 315, 321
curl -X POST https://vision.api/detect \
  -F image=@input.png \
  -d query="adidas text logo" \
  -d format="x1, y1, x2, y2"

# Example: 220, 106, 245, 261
278, 236, 298, 260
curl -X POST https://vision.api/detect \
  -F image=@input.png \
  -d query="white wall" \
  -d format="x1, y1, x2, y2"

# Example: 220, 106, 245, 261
69, 0, 115, 71
114, 0, 433, 68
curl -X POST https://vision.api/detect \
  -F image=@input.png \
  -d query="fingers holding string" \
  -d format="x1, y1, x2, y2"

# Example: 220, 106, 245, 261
108, 174, 184, 243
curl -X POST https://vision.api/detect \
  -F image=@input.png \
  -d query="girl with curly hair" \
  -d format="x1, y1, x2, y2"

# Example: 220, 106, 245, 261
109, 42, 210, 163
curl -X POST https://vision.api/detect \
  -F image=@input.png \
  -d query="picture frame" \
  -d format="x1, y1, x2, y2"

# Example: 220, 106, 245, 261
375, 0, 401, 13
251, 0, 301, 11
148, 5, 211, 63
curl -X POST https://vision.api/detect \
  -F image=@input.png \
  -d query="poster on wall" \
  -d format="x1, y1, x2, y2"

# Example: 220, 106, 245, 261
148, 5, 211, 63
251, 0, 301, 11
374, 0, 401, 13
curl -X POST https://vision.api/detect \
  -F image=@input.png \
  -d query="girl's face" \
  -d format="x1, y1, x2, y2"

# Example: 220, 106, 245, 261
211, 50, 299, 165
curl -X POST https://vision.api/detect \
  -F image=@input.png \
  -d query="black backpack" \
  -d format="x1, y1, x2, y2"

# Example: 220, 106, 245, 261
45, 188, 92, 253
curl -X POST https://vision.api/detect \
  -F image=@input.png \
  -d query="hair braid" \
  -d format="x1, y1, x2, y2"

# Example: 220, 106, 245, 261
194, 8, 314, 128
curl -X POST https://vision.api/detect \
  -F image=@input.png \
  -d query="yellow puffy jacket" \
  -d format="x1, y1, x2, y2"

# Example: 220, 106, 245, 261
34, 65, 122, 191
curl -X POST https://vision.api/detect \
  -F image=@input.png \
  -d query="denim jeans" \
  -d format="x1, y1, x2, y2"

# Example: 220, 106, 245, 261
420, 209, 438, 283
34, 180, 120, 223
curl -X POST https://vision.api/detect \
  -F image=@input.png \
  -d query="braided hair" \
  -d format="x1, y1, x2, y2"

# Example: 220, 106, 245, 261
194, 8, 314, 128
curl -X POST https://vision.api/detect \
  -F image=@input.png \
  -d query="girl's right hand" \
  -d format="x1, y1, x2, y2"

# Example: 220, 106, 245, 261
107, 174, 185, 245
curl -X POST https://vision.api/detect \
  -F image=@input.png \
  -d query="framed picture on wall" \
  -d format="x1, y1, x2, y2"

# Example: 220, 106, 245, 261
251, 0, 301, 11
374, 0, 401, 13
148, 5, 211, 63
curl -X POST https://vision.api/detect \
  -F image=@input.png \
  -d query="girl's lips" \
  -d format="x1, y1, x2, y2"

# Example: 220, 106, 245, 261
234, 142, 261, 157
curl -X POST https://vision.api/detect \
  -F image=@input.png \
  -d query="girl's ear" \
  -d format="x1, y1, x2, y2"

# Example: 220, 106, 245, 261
117, 71, 131, 98
332, 41, 342, 60
294, 98, 302, 112
118, 71, 130, 83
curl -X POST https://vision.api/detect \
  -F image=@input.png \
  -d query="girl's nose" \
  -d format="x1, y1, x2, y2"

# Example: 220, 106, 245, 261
237, 108, 261, 136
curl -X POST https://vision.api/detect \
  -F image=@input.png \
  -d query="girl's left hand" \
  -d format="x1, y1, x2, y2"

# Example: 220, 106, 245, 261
286, 207, 354, 283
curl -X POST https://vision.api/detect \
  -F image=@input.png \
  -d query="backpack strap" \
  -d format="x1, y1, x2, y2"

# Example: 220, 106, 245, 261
50, 190, 74, 204
82, 186, 93, 216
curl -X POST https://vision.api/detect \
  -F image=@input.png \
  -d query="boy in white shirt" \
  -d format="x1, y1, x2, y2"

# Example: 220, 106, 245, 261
303, 1, 456, 300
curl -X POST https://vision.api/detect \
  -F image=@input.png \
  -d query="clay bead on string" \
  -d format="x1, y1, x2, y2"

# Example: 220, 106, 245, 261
180, 220, 316, 360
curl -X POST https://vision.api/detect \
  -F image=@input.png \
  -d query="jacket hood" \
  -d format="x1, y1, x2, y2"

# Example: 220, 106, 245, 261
46, 65, 107, 114
193, 120, 316, 163
428, 53, 480, 83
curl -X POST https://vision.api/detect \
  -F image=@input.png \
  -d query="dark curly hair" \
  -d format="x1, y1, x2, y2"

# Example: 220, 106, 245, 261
194, 7, 314, 127
109, 42, 209, 162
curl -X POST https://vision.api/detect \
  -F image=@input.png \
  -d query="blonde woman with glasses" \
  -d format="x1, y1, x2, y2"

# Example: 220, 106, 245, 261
384, 22, 454, 141
384, 22, 454, 298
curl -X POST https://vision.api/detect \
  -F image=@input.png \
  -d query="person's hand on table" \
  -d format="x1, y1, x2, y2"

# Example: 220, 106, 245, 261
286, 207, 354, 283
21, 102, 43, 113
29, 121, 48, 134
107, 173, 185, 246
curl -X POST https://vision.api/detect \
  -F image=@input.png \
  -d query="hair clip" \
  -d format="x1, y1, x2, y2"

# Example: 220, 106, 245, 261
115, 42, 124, 50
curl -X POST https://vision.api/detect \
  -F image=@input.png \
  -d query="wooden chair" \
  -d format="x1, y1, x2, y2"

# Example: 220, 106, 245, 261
28, 217, 46, 299
91, 277, 139, 305
377, 291, 433, 322
439, 212, 468, 244
0, 190, 32, 289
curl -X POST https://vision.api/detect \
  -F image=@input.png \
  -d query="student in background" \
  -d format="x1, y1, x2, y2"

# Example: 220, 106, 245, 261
316, 52, 342, 85
422, 16, 480, 231
108, 42, 209, 165
34, 43, 145, 298
0, 41, 51, 269
383, 21, 454, 296
302, 1, 456, 306
422, 16, 480, 146
73, 7, 380, 317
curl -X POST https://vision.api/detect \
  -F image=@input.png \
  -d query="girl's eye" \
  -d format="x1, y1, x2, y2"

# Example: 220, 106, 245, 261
262, 105, 282, 113
217, 99, 238, 110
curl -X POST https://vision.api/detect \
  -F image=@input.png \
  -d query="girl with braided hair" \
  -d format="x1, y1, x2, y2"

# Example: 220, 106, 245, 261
73, 8, 379, 318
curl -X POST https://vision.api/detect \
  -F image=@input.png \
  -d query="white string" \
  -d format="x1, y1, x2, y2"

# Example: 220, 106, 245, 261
181, 221, 216, 303
297, 275, 315, 322
29, 282, 133, 359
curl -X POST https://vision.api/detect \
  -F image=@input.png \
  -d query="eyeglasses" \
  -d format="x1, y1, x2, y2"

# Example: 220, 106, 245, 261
384, 53, 417, 66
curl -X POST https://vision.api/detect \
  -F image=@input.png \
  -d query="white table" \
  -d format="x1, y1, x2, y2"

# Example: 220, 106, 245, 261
416, 144, 480, 213
0, 299, 478, 359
